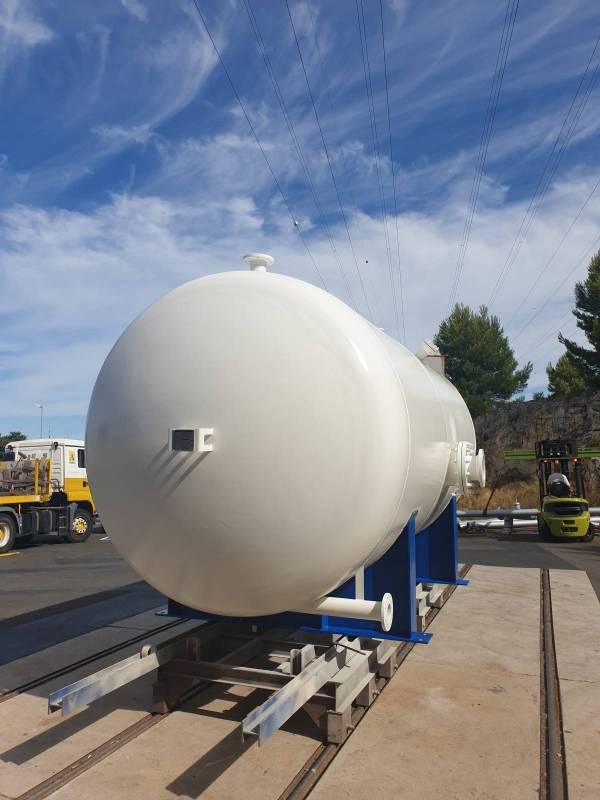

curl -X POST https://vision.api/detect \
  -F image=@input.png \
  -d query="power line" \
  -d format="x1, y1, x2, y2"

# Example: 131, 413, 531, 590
506, 175, 600, 329
285, 0, 373, 320
355, 0, 399, 339
517, 307, 574, 362
304, 2, 382, 323
243, 0, 357, 307
447, 0, 519, 312
487, 30, 600, 307
379, 0, 406, 343
305, 4, 339, 152
188, 0, 328, 290
513, 228, 600, 345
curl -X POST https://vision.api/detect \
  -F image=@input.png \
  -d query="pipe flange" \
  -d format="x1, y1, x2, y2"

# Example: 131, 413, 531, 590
456, 442, 486, 493
381, 592, 394, 632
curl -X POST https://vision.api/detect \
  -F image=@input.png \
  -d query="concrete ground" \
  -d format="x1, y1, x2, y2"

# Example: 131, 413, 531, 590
0, 564, 598, 799
459, 527, 600, 598
1, 530, 599, 797
312, 566, 600, 800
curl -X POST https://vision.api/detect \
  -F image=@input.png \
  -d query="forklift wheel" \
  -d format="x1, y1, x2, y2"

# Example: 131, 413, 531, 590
582, 525, 595, 542
0, 513, 17, 553
538, 520, 553, 541
66, 509, 93, 543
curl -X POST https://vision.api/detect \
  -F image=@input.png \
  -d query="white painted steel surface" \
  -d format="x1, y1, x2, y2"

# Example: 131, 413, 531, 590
86, 262, 483, 617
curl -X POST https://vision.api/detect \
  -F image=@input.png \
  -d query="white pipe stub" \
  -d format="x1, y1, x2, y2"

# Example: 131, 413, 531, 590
244, 252, 274, 272
294, 592, 394, 632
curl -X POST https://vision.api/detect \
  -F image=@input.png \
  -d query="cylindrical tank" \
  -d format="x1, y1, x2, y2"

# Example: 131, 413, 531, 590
86, 254, 484, 618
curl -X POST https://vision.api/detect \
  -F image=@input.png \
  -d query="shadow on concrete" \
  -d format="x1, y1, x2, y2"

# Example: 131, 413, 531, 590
0, 581, 162, 666
459, 534, 600, 598
0, 677, 151, 765
167, 685, 321, 798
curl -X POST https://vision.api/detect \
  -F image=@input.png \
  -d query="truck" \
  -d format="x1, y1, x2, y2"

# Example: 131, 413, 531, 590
0, 438, 97, 553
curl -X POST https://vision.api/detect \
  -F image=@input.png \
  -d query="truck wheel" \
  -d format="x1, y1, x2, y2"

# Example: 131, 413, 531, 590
0, 514, 16, 553
67, 509, 93, 543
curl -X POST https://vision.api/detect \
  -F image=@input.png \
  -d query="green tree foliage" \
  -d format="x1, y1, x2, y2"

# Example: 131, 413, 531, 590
0, 431, 26, 453
559, 249, 600, 387
434, 304, 532, 417
546, 353, 586, 395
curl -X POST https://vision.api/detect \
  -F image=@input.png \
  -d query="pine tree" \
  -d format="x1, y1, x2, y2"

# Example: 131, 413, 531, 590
559, 249, 600, 387
546, 353, 586, 395
0, 431, 26, 452
434, 304, 532, 417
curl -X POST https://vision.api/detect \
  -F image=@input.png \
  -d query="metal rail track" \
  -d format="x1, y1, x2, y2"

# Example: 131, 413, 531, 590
15, 678, 211, 800
0, 616, 189, 704
539, 569, 568, 800
278, 563, 473, 800
12, 568, 473, 800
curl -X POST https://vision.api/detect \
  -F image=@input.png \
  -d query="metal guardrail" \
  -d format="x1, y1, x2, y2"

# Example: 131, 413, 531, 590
458, 507, 600, 519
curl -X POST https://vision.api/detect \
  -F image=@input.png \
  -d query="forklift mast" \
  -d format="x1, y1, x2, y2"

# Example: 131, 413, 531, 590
534, 439, 585, 504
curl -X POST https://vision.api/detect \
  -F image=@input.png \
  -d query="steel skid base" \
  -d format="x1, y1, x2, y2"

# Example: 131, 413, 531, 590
167, 496, 466, 644
47, 500, 466, 747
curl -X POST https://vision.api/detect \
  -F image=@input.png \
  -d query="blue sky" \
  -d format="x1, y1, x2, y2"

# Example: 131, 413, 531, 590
1, 0, 599, 438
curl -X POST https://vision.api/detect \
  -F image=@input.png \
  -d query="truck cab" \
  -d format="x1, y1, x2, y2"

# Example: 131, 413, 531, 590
0, 438, 96, 553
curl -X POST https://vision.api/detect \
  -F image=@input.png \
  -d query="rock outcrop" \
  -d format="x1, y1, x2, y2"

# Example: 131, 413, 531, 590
473, 390, 600, 504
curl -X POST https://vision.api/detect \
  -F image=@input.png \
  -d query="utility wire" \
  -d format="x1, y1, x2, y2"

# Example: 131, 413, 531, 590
285, 0, 373, 320
379, 0, 406, 342
506, 175, 600, 329
189, 0, 327, 290
305, 4, 339, 153
355, 0, 399, 339
243, 0, 357, 306
487, 30, 600, 307
304, 3, 382, 322
513, 228, 600, 345
447, 0, 519, 312
517, 308, 574, 362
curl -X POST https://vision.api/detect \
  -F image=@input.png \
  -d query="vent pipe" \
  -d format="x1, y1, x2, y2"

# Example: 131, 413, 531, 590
243, 252, 274, 272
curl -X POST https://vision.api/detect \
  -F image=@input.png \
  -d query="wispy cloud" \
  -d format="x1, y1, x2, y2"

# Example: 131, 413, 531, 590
119, 0, 148, 23
0, 0, 53, 80
0, 171, 596, 427
0, 0, 599, 434
92, 123, 154, 145
0, 0, 53, 46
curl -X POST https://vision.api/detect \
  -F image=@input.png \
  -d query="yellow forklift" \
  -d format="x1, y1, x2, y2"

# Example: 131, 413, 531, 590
505, 439, 597, 542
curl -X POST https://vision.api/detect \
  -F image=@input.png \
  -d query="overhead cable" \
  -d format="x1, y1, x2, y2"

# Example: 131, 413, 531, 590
355, 0, 399, 339
447, 0, 519, 312
189, 0, 328, 290
243, 0, 358, 307
285, 0, 373, 320
304, 3, 382, 322
516, 307, 574, 362
513, 228, 600, 344
379, 0, 406, 342
506, 175, 600, 329
487, 31, 600, 308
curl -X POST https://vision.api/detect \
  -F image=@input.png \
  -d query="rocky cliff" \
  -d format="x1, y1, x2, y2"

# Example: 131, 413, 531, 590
471, 390, 600, 506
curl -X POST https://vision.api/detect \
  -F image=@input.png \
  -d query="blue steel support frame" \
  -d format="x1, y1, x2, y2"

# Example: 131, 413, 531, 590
167, 498, 465, 643
415, 496, 469, 586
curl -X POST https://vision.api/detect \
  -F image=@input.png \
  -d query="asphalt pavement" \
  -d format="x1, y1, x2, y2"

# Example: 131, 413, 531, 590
459, 528, 600, 598
0, 532, 163, 665
1, 526, 598, 637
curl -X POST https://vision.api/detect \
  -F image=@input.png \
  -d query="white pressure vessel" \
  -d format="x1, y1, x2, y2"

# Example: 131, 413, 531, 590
86, 254, 484, 618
